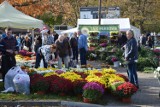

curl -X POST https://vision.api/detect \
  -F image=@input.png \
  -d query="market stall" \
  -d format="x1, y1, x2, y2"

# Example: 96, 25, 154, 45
0, 1, 44, 47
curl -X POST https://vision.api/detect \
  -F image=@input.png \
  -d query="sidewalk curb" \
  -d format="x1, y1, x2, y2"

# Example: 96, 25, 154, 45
0, 100, 104, 107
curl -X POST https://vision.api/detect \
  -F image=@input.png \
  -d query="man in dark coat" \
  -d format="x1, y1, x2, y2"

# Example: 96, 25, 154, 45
0, 28, 19, 82
124, 30, 139, 88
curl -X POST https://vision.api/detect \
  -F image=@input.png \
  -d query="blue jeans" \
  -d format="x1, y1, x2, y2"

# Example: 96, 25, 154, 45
127, 62, 139, 86
35, 53, 48, 68
80, 48, 87, 65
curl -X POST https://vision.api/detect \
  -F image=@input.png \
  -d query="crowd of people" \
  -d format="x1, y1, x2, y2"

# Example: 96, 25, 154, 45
0, 27, 146, 89
0, 28, 88, 81
139, 33, 154, 48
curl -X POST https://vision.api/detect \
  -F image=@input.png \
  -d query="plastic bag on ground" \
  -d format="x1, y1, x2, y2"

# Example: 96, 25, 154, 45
4, 66, 25, 91
40, 59, 44, 68
13, 74, 30, 94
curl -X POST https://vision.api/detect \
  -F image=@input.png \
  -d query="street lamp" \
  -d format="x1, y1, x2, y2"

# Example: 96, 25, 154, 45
99, 0, 102, 25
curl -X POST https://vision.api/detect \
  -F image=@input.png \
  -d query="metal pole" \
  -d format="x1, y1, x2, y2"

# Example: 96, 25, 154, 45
99, 0, 102, 25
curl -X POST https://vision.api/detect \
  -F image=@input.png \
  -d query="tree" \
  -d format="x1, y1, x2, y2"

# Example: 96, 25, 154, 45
0, 0, 160, 32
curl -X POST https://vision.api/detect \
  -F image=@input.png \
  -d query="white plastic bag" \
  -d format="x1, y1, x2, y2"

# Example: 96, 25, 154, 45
4, 66, 25, 91
40, 59, 44, 68
13, 74, 30, 94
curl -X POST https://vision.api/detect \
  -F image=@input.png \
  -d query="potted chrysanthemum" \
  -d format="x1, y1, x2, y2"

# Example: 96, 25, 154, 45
116, 82, 138, 103
82, 82, 104, 103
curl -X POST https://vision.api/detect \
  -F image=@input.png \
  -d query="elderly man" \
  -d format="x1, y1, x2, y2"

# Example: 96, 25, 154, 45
56, 35, 71, 69
124, 30, 139, 88
78, 31, 88, 65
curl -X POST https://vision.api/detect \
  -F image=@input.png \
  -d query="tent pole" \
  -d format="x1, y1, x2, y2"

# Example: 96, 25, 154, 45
31, 29, 34, 52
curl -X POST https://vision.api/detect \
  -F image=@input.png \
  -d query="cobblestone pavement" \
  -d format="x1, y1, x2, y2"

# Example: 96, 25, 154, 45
88, 61, 160, 107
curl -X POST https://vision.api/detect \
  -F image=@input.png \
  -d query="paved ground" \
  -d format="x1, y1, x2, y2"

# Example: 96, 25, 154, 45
88, 61, 160, 107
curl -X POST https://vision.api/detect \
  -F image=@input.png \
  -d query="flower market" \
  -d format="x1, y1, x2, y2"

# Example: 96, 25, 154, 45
0, 1, 160, 107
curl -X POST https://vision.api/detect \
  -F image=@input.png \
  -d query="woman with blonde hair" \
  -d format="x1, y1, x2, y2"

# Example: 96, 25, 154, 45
22, 35, 32, 52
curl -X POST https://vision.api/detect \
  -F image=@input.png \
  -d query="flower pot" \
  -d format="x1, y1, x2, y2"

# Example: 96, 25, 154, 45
121, 97, 131, 103
83, 97, 93, 103
113, 61, 120, 67
36, 91, 45, 95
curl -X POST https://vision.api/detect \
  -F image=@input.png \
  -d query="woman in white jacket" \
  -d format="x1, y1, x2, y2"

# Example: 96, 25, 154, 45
35, 44, 56, 68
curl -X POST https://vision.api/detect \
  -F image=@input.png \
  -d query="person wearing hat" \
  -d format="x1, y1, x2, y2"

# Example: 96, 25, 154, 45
35, 44, 56, 68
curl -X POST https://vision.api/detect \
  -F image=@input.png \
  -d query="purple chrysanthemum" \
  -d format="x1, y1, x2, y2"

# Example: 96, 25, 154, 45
83, 82, 104, 94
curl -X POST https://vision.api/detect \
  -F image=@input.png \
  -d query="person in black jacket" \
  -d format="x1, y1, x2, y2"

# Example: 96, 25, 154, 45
56, 35, 71, 69
0, 28, 19, 82
22, 35, 32, 52
124, 30, 139, 88
70, 32, 78, 63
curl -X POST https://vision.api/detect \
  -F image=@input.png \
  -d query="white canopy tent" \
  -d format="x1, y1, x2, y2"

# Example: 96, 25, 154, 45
131, 25, 141, 42
0, 1, 43, 29
61, 19, 141, 41
78, 18, 131, 31
0, 1, 44, 51
61, 27, 78, 34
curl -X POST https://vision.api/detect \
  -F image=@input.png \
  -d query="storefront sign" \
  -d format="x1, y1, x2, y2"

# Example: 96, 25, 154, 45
79, 25, 119, 32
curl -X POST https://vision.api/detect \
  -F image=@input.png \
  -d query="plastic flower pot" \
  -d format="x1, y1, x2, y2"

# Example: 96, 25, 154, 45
83, 97, 95, 103
113, 61, 120, 67
121, 97, 131, 103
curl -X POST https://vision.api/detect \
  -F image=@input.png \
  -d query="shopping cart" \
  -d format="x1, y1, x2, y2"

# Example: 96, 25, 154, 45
154, 67, 160, 98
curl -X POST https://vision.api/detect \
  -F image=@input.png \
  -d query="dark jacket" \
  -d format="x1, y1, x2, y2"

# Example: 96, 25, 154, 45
22, 40, 32, 52
125, 37, 138, 62
56, 38, 71, 57
70, 37, 78, 48
54, 34, 59, 42
118, 35, 127, 46
0, 36, 19, 56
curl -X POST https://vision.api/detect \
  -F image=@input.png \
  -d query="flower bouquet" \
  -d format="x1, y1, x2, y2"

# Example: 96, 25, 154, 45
116, 82, 138, 102
83, 82, 104, 103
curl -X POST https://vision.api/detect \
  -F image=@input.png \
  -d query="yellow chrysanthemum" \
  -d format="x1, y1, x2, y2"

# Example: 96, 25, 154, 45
85, 74, 107, 88
44, 72, 59, 77
60, 72, 82, 82
102, 68, 116, 74
108, 74, 125, 86
88, 69, 99, 75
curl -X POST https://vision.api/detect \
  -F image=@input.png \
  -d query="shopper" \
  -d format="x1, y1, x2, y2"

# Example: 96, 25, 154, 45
22, 35, 32, 52
78, 31, 88, 65
70, 32, 78, 63
0, 28, 19, 82
56, 35, 71, 69
124, 30, 139, 88
35, 44, 56, 68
